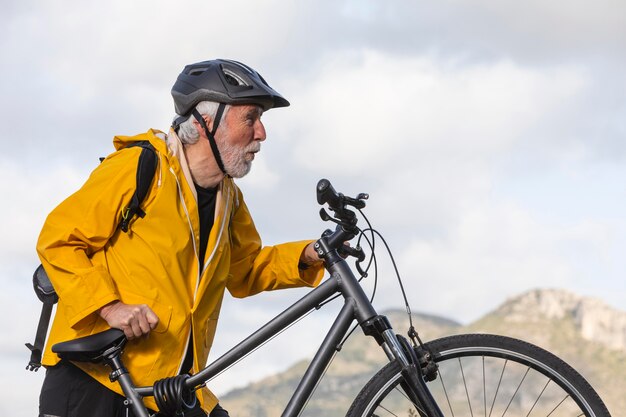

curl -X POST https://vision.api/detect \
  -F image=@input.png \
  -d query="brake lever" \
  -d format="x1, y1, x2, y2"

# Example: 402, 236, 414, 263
338, 244, 365, 262
319, 208, 357, 227
319, 208, 337, 224
343, 193, 369, 209
338, 244, 368, 278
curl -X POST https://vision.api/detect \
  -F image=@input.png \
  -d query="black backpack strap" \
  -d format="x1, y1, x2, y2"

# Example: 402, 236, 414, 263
26, 264, 58, 371
119, 141, 158, 233
25, 302, 54, 371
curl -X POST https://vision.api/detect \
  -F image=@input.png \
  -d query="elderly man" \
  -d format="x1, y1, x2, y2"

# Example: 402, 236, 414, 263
37, 59, 324, 417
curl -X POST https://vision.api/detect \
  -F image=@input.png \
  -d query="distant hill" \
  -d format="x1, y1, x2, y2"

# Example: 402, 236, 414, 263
221, 288, 625, 417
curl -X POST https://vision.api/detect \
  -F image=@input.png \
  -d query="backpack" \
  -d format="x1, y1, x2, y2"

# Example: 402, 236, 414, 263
25, 141, 158, 371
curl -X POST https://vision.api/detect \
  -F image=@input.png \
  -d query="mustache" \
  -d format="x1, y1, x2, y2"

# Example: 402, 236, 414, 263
246, 143, 261, 153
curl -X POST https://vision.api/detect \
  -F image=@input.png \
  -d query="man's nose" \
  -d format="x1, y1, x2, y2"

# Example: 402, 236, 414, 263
255, 120, 266, 141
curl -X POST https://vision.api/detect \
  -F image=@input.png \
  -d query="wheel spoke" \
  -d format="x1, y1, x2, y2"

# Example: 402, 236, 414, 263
488, 359, 507, 417
458, 358, 474, 417
392, 385, 426, 416
393, 385, 411, 402
482, 356, 486, 417
437, 367, 455, 417
500, 366, 530, 417
524, 378, 550, 417
376, 403, 400, 417
545, 394, 570, 417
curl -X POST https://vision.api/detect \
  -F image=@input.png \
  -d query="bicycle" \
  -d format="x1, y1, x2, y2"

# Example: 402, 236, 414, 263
50, 179, 611, 417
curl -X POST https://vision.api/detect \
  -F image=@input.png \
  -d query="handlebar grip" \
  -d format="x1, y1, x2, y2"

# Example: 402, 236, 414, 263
317, 178, 341, 208
316, 178, 342, 208
316, 179, 330, 204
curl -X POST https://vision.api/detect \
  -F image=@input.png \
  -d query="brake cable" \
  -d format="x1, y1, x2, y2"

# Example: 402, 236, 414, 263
356, 210, 427, 350
319, 190, 427, 352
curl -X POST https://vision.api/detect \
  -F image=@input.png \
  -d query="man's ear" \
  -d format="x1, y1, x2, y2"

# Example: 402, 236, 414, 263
193, 115, 214, 137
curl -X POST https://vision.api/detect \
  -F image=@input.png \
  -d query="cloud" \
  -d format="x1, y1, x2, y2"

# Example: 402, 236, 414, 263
334, 0, 626, 64
286, 51, 587, 174
383, 201, 620, 322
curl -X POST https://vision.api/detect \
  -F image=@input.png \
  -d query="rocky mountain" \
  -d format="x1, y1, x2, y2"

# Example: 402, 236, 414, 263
221, 288, 625, 417
485, 288, 626, 351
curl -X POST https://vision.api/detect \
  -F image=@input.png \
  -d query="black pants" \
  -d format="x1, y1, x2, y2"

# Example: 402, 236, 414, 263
39, 361, 224, 417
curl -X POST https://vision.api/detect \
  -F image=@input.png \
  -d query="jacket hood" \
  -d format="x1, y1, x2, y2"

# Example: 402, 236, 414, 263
113, 129, 169, 154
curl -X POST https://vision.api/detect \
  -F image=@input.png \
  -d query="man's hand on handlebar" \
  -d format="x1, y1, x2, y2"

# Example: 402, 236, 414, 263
99, 301, 159, 340
300, 242, 324, 269
301, 241, 354, 269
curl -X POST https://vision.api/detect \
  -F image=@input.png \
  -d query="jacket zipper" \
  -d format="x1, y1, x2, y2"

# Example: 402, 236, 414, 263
169, 170, 233, 374
169, 167, 199, 374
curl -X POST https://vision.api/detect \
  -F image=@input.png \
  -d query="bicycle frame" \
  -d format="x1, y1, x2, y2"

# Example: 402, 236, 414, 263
116, 232, 444, 417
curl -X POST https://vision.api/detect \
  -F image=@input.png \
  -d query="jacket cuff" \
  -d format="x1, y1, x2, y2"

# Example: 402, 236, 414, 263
68, 293, 120, 329
292, 239, 324, 287
299, 264, 325, 287
58, 266, 121, 328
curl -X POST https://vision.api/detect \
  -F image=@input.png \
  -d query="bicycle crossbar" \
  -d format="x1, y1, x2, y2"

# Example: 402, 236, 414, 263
136, 275, 342, 397
191, 276, 340, 388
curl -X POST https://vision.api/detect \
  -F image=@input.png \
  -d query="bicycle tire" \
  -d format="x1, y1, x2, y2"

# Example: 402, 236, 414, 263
346, 333, 610, 417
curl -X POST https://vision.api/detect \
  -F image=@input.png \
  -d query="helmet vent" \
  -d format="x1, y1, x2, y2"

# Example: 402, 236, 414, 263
189, 68, 209, 76
223, 68, 248, 87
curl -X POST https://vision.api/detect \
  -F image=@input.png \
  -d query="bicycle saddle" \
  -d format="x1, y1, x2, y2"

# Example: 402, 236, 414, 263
52, 328, 127, 363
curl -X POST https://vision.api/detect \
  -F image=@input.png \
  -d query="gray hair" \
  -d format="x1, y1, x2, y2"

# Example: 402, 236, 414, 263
175, 101, 230, 144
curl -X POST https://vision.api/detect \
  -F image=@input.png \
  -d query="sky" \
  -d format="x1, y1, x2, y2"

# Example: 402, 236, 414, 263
1, 0, 625, 415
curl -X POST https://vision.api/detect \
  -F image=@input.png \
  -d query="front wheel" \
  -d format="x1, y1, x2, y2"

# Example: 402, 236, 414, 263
347, 334, 610, 417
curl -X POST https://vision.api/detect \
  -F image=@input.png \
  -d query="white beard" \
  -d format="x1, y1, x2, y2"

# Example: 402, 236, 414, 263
217, 135, 261, 178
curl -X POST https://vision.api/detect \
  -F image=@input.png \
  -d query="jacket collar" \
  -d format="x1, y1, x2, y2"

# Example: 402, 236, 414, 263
166, 128, 199, 201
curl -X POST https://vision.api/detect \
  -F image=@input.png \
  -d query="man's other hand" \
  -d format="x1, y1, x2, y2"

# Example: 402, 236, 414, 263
99, 301, 159, 340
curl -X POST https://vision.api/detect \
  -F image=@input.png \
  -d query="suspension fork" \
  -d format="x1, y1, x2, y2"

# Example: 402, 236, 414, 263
362, 316, 444, 417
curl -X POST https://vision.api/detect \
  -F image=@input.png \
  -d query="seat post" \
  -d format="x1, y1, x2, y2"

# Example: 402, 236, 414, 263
104, 350, 150, 417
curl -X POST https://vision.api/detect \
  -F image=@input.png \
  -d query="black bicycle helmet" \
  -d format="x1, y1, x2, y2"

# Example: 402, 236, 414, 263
170, 59, 289, 176
171, 59, 290, 116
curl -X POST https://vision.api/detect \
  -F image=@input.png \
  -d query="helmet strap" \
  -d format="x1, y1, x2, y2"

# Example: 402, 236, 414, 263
192, 104, 227, 175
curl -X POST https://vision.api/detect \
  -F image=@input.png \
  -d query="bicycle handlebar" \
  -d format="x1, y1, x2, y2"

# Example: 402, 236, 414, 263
315, 179, 368, 268
316, 179, 368, 211
316, 179, 368, 231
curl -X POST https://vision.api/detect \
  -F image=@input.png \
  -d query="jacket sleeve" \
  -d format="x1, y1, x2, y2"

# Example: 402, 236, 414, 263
226, 186, 324, 298
36, 148, 142, 328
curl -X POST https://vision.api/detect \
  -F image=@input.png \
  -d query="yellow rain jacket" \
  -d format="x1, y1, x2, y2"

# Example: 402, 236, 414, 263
37, 129, 324, 412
